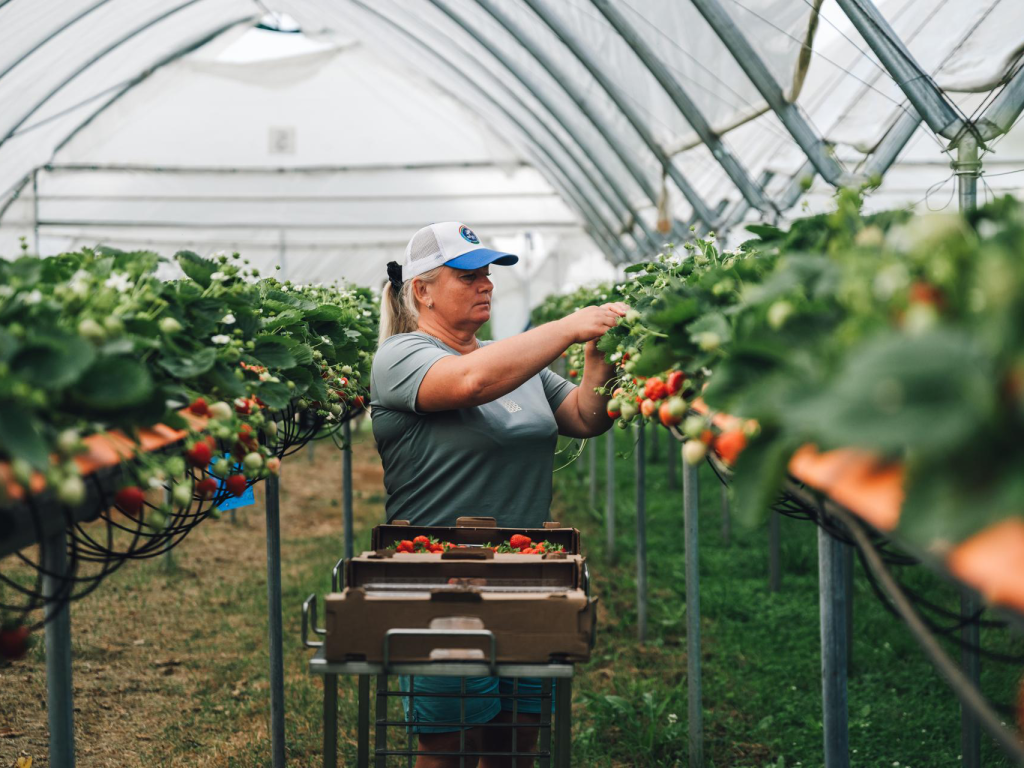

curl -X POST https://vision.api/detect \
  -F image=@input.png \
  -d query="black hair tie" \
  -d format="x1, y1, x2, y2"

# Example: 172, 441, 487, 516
386, 261, 403, 291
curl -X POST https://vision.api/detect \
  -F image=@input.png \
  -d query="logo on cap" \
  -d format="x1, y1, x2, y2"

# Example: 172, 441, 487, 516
459, 226, 480, 244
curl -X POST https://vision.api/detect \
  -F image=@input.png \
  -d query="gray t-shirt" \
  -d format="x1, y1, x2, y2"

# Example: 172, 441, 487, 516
370, 332, 576, 527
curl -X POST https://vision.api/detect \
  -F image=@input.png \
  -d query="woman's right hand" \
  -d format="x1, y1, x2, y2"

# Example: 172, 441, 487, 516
558, 303, 629, 344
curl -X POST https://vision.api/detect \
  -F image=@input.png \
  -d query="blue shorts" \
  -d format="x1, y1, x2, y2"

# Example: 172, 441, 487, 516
398, 676, 550, 734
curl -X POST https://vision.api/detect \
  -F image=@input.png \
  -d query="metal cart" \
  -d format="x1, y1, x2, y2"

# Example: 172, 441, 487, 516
305, 597, 574, 767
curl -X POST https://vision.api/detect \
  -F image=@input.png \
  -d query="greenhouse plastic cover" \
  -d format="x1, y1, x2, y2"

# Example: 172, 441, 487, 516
0, 0, 1022, 334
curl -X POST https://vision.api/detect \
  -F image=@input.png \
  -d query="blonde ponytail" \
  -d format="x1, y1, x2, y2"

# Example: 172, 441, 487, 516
377, 266, 443, 346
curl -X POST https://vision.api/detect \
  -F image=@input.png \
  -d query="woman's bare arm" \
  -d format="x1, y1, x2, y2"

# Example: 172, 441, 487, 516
417, 304, 626, 412
552, 339, 618, 438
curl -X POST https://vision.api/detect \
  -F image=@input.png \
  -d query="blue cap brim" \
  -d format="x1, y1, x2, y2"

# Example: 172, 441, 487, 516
445, 248, 518, 270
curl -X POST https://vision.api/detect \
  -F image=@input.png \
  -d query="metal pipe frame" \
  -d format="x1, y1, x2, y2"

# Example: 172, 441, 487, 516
635, 422, 647, 644
368, 0, 632, 262
589, 0, 775, 216
818, 526, 850, 768
977, 63, 1024, 140
522, 0, 718, 232
342, 420, 354, 561
683, 458, 703, 767
347, 1, 626, 263
0, 0, 209, 149
0, 0, 117, 83
265, 474, 287, 768
688, 0, 853, 188
862, 106, 922, 179
832, 0, 963, 140
422, 0, 645, 256
50, 15, 261, 159
471, 0, 665, 246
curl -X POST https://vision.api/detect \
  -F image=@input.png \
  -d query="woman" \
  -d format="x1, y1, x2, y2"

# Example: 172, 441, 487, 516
370, 222, 626, 767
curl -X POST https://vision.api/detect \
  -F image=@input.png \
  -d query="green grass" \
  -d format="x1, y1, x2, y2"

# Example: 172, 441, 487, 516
556, 426, 1022, 767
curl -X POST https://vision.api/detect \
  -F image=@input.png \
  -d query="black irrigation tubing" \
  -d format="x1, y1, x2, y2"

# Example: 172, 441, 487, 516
663, 422, 1022, 663
830, 500, 1024, 764
0, 401, 363, 627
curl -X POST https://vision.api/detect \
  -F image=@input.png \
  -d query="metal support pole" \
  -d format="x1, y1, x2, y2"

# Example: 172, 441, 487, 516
689, 0, 853, 187
666, 430, 677, 490
265, 474, 286, 768
588, 436, 597, 511
768, 511, 781, 592
818, 527, 850, 768
955, 130, 981, 768
43, 528, 75, 768
163, 487, 175, 571
635, 423, 648, 644
683, 458, 703, 768
324, 674, 338, 768
843, 543, 854, 671
358, 674, 371, 768
833, 0, 962, 138
649, 420, 659, 463
343, 420, 354, 561
308, 439, 316, 464
554, 678, 573, 768
720, 484, 730, 547
960, 589, 981, 768
955, 135, 981, 213
32, 168, 41, 255
605, 430, 616, 565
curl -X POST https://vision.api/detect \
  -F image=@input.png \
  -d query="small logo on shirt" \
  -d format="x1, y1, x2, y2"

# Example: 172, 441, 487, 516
498, 397, 521, 414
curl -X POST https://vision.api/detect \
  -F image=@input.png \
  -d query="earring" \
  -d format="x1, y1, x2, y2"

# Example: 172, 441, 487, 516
427, 302, 434, 309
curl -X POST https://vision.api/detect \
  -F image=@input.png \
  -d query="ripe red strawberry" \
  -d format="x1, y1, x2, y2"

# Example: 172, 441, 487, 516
115, 486, 146, 517
607, 401, 622, 419
700, 429, 716, 448
204, 434, 218, 450
0, 625, 31, 661
234, 397, 251, 415
413, 535, 430, 546
520, 547, 537, 555
909, 281, 944, 308
715, 430, 748, 465
644, 377, 667, 401
396, 540, 414, 553
185, 442, 213, 468
640, 398, 657, 418
509, 534, 532, 550
568, 369, 578, 377
196, 477, 218, 500
428, 543, 443, 553
666, 371, 686, 396
189, 398, 210, 417
225, 474, 247, 497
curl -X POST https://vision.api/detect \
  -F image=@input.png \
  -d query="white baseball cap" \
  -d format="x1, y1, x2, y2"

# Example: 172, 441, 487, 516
398, 222, 518, 281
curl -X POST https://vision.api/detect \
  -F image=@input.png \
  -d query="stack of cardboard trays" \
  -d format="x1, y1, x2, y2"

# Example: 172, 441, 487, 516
324, 517, 597, 664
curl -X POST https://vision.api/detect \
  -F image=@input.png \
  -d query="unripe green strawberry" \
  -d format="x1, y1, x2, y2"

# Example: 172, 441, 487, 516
683, 440, 707, 465
767, 300, 793, 330
695, 332, 720, 352
147, 508, 167, 530
624, 309, 641, 324
77, 318, 106, 342
103, 315, 125, 336
682, 415, 705, 439
340, 365, 353, 375
619, 401, 638, 420
58, 475, 86, 506
159, 317, 183, 334
172, 482, 193, 507
207, 401, 233, 421
243, 452, 263, 471
213, 458, 231, 477
56, 428, 82, 457
165, 456, 186, 478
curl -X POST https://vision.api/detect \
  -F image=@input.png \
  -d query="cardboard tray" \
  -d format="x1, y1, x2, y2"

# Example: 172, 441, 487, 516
372, 516, 581, 554
324, 587, 596, 664
346, 550, 587, 592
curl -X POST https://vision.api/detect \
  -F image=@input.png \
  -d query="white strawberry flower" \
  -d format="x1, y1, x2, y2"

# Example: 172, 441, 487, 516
104, 271, 132, 293
221, 313, 236, 324
210, 271, 227, 281
24, 289, 42, 304
211, 334, 231, 344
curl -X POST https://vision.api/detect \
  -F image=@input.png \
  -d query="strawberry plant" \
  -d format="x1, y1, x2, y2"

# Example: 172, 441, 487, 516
533, 192, 1024, 554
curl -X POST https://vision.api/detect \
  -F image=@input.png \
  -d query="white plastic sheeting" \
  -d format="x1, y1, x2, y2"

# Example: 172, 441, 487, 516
0, 0, 1022, 332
